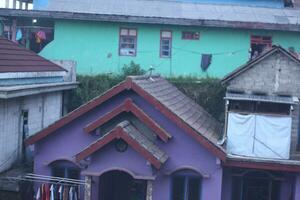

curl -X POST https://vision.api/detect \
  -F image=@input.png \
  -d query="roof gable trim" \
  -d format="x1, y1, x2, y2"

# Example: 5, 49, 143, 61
84, 98, 172, 142
221, 46, 300, 84
76, 123, 166, 169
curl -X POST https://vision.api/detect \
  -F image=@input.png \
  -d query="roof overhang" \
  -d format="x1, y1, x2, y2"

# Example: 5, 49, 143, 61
0, 82, 78, 98
223, 154, 300, 172
225, 92, 298, 104
1, 8, 300, 32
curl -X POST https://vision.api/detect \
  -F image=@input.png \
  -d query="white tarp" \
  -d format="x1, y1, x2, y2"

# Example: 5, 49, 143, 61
227, 113, 292, 159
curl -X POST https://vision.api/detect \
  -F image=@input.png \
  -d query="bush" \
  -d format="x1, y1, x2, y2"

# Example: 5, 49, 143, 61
67, 62, 225, 122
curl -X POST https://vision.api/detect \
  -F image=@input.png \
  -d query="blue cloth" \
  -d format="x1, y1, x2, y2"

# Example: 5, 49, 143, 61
16, 29, 22, 41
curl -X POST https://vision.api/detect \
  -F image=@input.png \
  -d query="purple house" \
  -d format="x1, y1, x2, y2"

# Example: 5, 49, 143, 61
26, 48, 300, 200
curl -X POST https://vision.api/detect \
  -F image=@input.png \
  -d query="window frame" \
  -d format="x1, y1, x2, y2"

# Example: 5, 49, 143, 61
119, 27, 138, 57
51, 161, 80, 180
182, 31, 200, 40
171, 171, 202, 200
250, 35, 272, 59
160, 30, 172, 58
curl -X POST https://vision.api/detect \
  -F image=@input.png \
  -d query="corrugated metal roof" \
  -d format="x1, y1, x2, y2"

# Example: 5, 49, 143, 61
225, 92, 296, 104
40, 0, 300, 26
0, 37, 66, 73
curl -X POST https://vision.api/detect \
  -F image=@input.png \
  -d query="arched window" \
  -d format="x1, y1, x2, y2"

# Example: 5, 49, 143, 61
171, 170, 202, 200
50, 160, 80, 180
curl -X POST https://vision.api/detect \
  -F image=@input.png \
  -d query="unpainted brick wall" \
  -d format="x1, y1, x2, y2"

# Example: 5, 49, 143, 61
227, 51, 300, 157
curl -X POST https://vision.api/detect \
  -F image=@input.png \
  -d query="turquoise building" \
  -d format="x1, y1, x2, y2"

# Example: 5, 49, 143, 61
1, 0, 300, 77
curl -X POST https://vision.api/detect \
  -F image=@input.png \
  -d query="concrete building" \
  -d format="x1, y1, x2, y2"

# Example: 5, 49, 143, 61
0, 36, 77, 175
1, 0, 300, 77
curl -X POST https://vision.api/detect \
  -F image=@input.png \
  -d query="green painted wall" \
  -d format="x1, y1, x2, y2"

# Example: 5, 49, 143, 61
40, 20, 300, 77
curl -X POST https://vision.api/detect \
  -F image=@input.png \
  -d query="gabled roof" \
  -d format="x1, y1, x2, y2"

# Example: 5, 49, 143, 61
0, 37, 66, 73
25, 75, 226, 160
84, 98, 171, 142
221, 46, 300, 84
76, 121, 168, 169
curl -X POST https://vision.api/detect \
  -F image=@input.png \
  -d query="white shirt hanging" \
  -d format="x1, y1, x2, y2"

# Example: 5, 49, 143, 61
36, 187, 41, 200
50, 184, 55, 200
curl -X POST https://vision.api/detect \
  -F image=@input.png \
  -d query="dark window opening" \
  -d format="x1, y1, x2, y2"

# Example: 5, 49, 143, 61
171, 172, 201, 200
250, 35, 272, 59
160, 30, 172, 58
52, 166, 80, 180
51, 161, 80, 181
99, 171, 147, 200
21, 110, 29, 162
119, 28, 137, 56
2, 25, 54, 53
284, 0, 294, 7
182, 31, 200, 40
229, 100, 290, 115
232, 171, 281, 200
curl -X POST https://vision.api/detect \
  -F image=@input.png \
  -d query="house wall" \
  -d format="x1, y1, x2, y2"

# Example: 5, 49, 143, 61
33, 90, 223, 200
226, 51, 300, 158
39, 20, 300, 77
0, 91, 63, 173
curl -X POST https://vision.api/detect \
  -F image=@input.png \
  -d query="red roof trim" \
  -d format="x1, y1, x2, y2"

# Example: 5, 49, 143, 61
84, 98, 171, 142
25, 80, 130, 146
75, 127, 162, 169
25, 77, 226, 161
223, 159, 300, 173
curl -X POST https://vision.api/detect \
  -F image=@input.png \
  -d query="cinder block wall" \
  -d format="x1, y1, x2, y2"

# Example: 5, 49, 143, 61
226, 51, 300, 158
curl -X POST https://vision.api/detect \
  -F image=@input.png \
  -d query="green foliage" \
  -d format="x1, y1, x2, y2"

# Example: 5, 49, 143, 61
121, 61, 146, 77
67, 61, 145, 111
168, 76, 225, 122
67, 62, 225, 122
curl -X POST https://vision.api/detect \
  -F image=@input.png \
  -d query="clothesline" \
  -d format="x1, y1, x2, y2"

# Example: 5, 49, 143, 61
1, 173, 86, 187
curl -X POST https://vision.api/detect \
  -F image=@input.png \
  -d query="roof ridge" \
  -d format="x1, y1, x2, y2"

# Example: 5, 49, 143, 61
221, 46, 300, 84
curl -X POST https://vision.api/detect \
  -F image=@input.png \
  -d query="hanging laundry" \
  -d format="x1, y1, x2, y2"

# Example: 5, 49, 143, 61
50, 184, 55, 200
201, 54, 212, 71
16, 29, 22, 41
74, 189, 78, 200
41, 184, 46, 200
58, 185, 63, 200
37, 30, 46, 40
45, 184, 50, 200
63, 186, 69, 200
68, 187, 73, 200
36, 187, 41, 200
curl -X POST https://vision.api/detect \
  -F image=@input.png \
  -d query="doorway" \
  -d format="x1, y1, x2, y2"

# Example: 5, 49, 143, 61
99, 170, 147, 200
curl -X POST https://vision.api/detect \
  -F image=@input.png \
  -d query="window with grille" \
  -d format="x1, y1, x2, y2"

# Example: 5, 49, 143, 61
171, 171, 201, 200
160, 30, 172, 58
182, 31, 200, 40
119, 28, 137, 56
